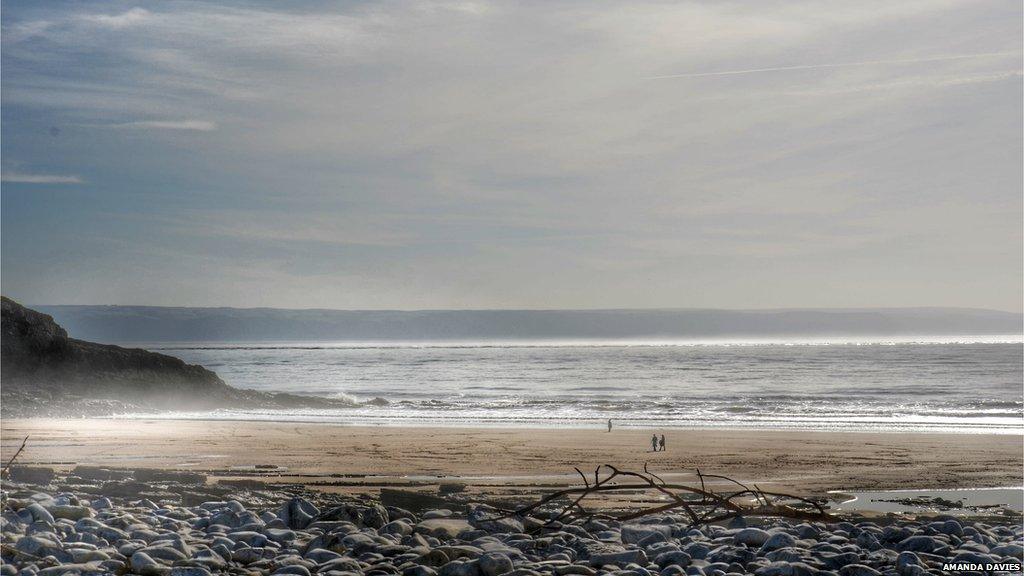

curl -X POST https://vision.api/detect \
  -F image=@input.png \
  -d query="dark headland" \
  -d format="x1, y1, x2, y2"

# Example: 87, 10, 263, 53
0, 297, 352, 417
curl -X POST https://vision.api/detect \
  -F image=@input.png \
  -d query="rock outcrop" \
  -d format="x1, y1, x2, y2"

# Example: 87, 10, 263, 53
1, 297, 351, 416
2, 296, 237, 414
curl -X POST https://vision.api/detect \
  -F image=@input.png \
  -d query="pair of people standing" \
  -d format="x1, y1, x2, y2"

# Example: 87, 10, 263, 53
606, 421, 666, 452
650, 433, 666, 452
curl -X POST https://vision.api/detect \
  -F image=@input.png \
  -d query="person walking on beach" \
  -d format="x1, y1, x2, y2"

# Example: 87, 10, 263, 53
650, 433, 658, 452
607, 419, 613, 433
659, 434, 666, 451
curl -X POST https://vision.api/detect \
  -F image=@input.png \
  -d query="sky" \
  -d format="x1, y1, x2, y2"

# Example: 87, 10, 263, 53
1, 0, 1022, 311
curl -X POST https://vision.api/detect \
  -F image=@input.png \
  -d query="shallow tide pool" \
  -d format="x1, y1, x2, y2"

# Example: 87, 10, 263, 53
830, 487, 1024, 514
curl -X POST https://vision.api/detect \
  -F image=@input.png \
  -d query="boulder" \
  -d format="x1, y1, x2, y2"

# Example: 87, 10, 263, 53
130, 552, 169, 576
7, 466, 56, 485
734, 528, 772, 547
589, 550, 648, 567
759, 533, 796, 552
622, 525, 673, 545
478, 552, 515, 576
896, 536, 940, 554
838, 565, 881, 576
440, 560, 481, 576
753, 561, 794, 576
418, 519, 474, 540
170, 569, 213, 576
654, 551, 692, 568
280, 497, 319, 530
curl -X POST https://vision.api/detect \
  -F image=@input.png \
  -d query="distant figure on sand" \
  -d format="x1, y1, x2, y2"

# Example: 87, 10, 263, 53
650, 433, 658, 452
607, 419, 612, 432
659, 434, 666, 451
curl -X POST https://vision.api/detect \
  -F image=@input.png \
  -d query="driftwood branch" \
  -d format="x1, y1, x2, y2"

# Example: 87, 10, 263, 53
490, 464, 832, 531
1, 436, 29, 478
574, 467, 590, 489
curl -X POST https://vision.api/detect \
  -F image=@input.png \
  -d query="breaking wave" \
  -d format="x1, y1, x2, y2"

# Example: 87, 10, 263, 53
121, 339, 1023, 434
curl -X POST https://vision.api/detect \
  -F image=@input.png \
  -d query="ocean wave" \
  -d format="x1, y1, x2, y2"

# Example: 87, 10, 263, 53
139, 339, 1022, 434
116, 407, 1024, 434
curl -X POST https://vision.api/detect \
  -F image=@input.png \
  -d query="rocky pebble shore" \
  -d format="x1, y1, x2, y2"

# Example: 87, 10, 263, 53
2, 480, 1022, 576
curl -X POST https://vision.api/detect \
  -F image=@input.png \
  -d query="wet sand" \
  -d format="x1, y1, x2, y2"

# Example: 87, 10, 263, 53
2, 419, 1020, 498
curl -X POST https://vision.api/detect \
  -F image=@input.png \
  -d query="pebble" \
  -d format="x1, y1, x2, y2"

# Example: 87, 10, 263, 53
130, 551, 169, 575
759, 533, 796, 552
2, 481, 1021, 576
478, 551, 515, 576
419, 519, 474, 539
733, 528, 772, 547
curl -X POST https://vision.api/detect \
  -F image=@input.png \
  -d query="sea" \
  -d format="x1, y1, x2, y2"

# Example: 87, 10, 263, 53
130, 336, 1023, 434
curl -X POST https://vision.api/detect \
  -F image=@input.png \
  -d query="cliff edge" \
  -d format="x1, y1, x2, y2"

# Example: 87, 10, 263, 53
1, 297, 351, 416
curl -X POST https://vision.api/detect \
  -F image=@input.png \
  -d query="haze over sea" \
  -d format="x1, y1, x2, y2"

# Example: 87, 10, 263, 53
125, 337, 1022, 434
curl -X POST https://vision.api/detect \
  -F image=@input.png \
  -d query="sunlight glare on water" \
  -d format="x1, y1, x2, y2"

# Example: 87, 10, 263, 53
128, 338, 1024, 433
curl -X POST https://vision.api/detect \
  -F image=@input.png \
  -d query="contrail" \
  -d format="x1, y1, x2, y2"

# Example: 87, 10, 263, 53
646, 51, 1021, 79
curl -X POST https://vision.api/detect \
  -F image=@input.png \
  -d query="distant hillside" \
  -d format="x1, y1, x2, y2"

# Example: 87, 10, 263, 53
1, 297, 354, 416
32, 304, 1023, 343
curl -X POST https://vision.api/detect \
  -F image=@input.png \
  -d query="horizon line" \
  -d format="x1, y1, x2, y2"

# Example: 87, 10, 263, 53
19, 300, 1024, 316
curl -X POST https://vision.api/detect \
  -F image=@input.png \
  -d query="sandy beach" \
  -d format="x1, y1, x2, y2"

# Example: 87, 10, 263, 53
2, 419, 1020, 498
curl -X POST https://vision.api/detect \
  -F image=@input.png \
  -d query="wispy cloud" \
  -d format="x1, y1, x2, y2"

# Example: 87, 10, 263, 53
2, 172, 83, 184
646, 51, 1022, 79
778, 70, 1023, 97
108, 120, 217, 131
1, 0, 1020, 309
80, 7, 151, 29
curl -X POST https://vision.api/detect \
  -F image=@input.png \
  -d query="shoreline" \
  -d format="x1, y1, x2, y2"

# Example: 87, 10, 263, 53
72, 415, 1024, 434
4, 408, 1021, 436
8, 409, 1019, 436
3, 418, 1021, 500
8, 415, 1024, 430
